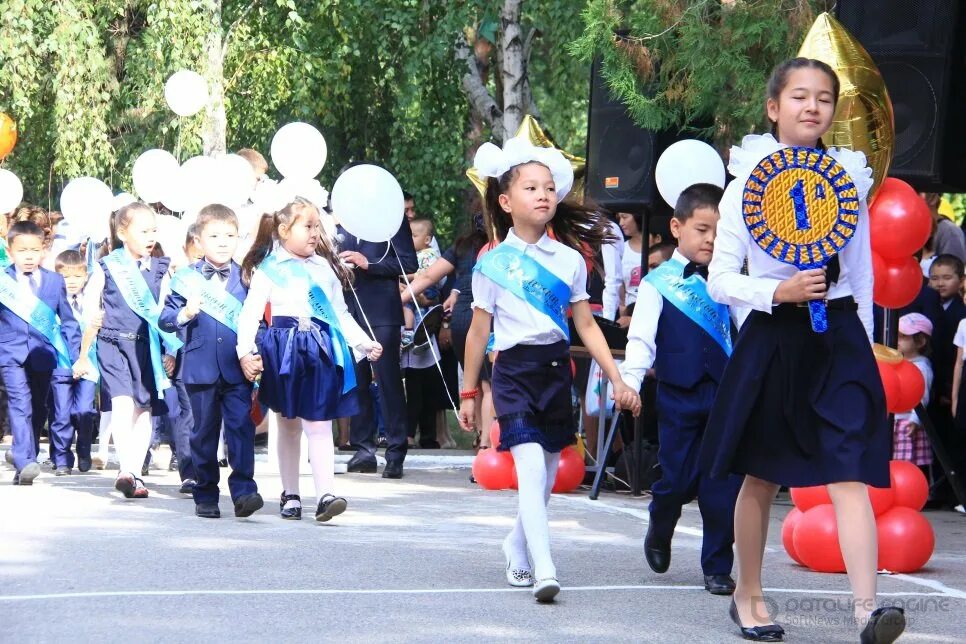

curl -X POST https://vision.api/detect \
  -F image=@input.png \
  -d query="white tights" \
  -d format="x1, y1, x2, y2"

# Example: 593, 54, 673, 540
95, 411, 112, 461
506, 443, 561, 581
277, 416, 335, 506
108, 397, 152, 476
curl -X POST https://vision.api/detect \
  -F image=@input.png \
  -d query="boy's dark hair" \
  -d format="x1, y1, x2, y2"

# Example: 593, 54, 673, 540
55, 249, 85, 273
185, 223, 200, 249
237, 148, 268, 174
673, 183, 724, 222
648, 241, 676, 261
403, 191, 414, 202
7, 220, 46, 246
195, 204, 238, 234
931, 254, 965, 279
410, 217, 434, 237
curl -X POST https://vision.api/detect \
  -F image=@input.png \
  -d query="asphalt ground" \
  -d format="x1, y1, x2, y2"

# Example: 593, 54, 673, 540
2, 449, 965, 643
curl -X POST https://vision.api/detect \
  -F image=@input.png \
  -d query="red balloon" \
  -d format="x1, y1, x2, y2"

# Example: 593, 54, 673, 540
889, 460, 929, 511
893, 359, 926, 414
867, 484, 896, 517
552, 446, 585, 493
473, 448, 516, 490
793, 504, 846, 573
790, 485, 831, 511
488, 420, 501, 449
872, 254, 922, 309
876, 507, 935, 572
876, 359, 903, 414
781, 507, 806, 565
869, 178, 932, 259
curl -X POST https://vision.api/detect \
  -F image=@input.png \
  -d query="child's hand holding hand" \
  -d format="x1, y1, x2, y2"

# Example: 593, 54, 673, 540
163, 354, 175, 377
72, 357, 93, 380
240, 353, 263, 382
365, 341, 383, 362
184, 295, 202, 320
611, 380, 642, 417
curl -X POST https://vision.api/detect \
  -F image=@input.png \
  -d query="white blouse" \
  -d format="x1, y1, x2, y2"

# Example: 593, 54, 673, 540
235, 246, 372, 360
707, 134, 875, 342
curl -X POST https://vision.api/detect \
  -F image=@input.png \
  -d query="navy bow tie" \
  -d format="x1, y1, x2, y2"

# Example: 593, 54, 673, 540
201, 263, 230, 281
682, 262, 708, 280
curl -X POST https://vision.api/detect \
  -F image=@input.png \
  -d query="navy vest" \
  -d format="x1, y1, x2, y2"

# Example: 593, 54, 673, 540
652, 294, 730, 390
100, 256, 170, 335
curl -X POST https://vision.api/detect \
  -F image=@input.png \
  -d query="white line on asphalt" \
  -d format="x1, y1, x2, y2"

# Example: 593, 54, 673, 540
892, 573, 966, 600
0, 585, 955, 602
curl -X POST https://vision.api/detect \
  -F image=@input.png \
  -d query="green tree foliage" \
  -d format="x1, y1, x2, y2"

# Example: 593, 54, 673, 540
571, 0, 834, 147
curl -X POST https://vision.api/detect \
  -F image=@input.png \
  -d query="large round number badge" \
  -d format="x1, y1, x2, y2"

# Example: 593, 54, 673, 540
743, 146, 860, 332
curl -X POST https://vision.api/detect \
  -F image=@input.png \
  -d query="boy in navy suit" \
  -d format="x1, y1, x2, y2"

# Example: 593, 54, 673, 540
0, 221, 80, 483
161, 205, 263, 518
620, 184, 741, 595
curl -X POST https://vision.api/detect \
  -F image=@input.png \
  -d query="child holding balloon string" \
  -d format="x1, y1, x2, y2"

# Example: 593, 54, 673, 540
458, 136, 641, 603
698, 57, 904, 643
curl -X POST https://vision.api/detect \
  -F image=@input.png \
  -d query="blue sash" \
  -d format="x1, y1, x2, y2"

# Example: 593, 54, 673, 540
474, 243, 571, 339
170, 267, 243, 334
102, 250, 183, 394
79, 318, 99, 383
645, 258, 733, 356
258, 253, 357, 394
0, 271, 73, 369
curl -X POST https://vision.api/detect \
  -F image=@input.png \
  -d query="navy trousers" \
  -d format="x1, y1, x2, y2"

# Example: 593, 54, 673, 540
186, 378, 257, 505
155, 380, 196, 481
350, 325, 408, 464
2, 366, 73, 470
651, 379, 742, 576
70, 378, 97, 461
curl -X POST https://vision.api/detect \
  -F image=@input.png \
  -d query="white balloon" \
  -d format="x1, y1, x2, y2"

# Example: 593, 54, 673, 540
177, 155, 220, 212
60, 177, 114, 240
270, 122, 327, 180
331, 165, 404, 243
164, 70, 209, 117
655, 139, 726, 209
132, 149, 179, 203
112, 192, 137, 212
212, 153, 256, 207
0, 169, 24, 214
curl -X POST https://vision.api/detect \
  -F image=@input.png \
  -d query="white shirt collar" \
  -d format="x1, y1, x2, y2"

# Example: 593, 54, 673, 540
505, 228, 557, 255
274, 245, 325, 265
671, 249, 692, 266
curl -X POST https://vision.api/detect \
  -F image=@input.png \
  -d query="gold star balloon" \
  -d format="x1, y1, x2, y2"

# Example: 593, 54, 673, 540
0, 113, 17, 161
466, 115, 586, 241
798, 12, 895, 200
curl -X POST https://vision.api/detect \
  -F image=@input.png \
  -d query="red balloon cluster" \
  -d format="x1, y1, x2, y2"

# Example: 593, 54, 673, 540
473, 420, 584, 493
869, 178, 931, 310
876, 354, 926, 414
782, 460, 935, 573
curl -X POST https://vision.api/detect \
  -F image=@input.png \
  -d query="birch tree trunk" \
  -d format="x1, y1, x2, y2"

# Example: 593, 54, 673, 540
201, 0, 227, 156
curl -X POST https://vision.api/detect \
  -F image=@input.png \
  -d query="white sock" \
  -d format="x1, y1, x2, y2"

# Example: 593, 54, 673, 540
96, 411, 112, 459
303, 420, 335, 501
276, 416, 302, 507
509, 443, 558, 581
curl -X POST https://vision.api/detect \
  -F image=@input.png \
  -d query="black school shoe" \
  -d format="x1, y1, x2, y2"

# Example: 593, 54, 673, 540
860, 607, 905, 644
704, 574, 736, 595
77, 456, 92, 473
644, 523, 671, 573
234, 493, 264, 518
179, 479, 196, 495
315, 494, 347, 522
382, 460, 403, 479
195, 503, 221, 519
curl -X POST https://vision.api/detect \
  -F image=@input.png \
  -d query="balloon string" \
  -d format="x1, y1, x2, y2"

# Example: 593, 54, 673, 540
392, 241, 459, 413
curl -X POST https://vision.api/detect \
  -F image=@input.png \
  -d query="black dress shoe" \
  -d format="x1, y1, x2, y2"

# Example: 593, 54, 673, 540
705, 574, 736, 595
234, 493, 264, 518
382, 460, 403, 479
729, 598, 784, 642
346, 456, 377, 473
860, 607, 905, 644
279, 493, 301, 520
315, 494, 347, 522
179, 479, 196, 495
168, 453, 179, 472
644, 523, 671, 573
55, 466, 72, 477
195, 503, 221, 519
78, 456, 92, 473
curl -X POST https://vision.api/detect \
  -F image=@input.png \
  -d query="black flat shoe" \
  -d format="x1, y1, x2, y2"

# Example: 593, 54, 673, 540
195, 503, 221, 519
315, 494, 347, 522
77, 456, 92, 473
704, 574, 736, 596
644, 523, 671, 573
382, 460, 403, 479
55, 466, 72, 477
729, 598, 784, 642
234, 493, 264, 518
346, 456, 377, 473
860, 607, 905, 644
279, 493, 301, 520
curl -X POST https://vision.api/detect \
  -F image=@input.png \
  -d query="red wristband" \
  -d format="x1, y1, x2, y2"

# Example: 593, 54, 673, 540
460, 388, 479, 400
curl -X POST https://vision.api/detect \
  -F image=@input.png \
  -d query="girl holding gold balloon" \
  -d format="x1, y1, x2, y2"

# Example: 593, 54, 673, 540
699, 58, 905, 644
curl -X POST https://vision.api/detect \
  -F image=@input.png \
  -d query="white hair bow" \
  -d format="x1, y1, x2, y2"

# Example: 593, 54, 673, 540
473, 137, 574, 200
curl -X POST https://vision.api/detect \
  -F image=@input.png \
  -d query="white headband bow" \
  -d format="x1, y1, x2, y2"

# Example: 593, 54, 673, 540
473, 136, 574, 200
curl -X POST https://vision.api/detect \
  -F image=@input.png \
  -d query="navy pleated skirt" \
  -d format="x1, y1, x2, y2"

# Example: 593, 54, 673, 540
97, 329, 167, 416
492, 340, 575, 453
700, 300, 891, 488
257, 316, 359, 421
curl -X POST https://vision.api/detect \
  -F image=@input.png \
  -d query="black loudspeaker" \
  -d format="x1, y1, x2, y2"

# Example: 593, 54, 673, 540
837, 0, 965, 191
585, 56, 682, 212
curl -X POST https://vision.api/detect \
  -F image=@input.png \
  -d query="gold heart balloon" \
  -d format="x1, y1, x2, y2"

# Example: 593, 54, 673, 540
466, 115, 586, 241
798, 12, 894, 200
0, 113, 17, 161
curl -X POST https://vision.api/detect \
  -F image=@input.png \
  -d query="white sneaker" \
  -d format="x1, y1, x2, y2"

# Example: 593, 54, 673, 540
533, 577, 560, 603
